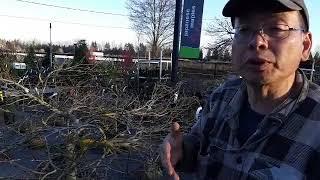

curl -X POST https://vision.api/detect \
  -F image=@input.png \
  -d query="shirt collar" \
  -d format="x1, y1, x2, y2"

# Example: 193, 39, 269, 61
227, 69, 309, 124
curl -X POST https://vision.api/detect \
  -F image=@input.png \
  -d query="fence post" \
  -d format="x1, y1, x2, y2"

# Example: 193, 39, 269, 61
159, 50, 163, 80
310, 58, 316, 82
148, 51, 151, 67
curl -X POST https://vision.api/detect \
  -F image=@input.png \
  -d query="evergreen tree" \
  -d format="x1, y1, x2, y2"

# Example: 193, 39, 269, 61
199, 49, 203, 60
90, 41, 98, 51
24, 45, 37, 69
314, 51, 320, 61
103, 42, 111, 55
73, 40, 89, 65
42, 46, 54, 69
124, 43, 135, 55
137, 43, 147, 58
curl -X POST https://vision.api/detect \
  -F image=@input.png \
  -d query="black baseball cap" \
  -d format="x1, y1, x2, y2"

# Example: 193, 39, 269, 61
222, 0, 309, 30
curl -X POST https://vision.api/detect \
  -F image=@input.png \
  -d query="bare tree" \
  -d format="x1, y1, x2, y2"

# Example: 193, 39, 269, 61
126, 0, 175, 57
205, 17, 234, 61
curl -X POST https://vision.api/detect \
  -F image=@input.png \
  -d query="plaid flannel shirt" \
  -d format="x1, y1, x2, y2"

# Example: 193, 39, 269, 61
181, 70, 320, 180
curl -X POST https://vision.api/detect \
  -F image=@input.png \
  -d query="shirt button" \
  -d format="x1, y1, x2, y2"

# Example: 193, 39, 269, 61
236, 156, 242, 164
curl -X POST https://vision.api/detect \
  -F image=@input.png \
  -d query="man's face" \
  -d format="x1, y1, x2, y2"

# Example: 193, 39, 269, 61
231, 11, 312, 85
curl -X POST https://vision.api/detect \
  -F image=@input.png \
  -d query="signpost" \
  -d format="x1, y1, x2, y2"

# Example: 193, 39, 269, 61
171, 0, 182, 83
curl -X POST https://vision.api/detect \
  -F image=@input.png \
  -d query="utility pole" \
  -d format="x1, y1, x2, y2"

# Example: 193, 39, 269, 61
49, 23, 53, 69
171, 0, 182, 83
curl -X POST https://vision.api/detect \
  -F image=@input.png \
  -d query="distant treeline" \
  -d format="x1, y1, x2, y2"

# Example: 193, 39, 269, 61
0, 39, 174, 58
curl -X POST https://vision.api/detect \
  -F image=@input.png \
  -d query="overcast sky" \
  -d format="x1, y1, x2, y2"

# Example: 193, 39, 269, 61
0, 0, 319, 52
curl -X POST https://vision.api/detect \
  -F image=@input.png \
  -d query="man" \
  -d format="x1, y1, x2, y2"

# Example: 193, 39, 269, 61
160, 0, 320, 179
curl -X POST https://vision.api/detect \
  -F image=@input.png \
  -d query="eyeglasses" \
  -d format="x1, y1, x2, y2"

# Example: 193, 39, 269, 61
231, 24, 305, 43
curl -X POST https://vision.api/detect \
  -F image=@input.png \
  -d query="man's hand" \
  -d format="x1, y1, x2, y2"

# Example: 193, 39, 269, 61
160, 122, 183, 180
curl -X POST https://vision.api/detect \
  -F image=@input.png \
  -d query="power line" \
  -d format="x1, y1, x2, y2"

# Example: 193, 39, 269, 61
15, 0, 129, 17
0, 14, 131, 30
15, 0, 216, 21
0, 13, 211, 30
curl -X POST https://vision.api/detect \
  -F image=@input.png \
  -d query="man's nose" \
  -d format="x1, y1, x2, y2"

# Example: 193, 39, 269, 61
248, 30, 269, 50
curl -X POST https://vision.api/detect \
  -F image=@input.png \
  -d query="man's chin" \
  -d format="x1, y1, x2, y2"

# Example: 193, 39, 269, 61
241, 75, 271, 85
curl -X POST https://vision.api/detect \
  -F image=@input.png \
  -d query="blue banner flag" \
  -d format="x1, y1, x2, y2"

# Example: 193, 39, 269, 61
180, 0, 204, 59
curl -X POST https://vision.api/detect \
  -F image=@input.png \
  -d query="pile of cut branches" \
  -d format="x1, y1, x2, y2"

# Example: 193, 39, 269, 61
0, 62, 206, 179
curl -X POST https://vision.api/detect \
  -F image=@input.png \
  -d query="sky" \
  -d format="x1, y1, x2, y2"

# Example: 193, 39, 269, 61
0, 0, 319, 52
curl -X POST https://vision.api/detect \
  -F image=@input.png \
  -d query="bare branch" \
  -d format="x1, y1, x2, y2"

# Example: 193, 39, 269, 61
205, 17, 234, 60
126, 0, 175, 56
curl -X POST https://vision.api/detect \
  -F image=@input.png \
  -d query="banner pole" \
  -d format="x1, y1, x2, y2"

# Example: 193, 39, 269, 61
171, 0, 182, 84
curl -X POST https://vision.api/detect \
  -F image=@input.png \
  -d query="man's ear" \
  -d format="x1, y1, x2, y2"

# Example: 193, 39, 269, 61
301, 32, 312, 62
